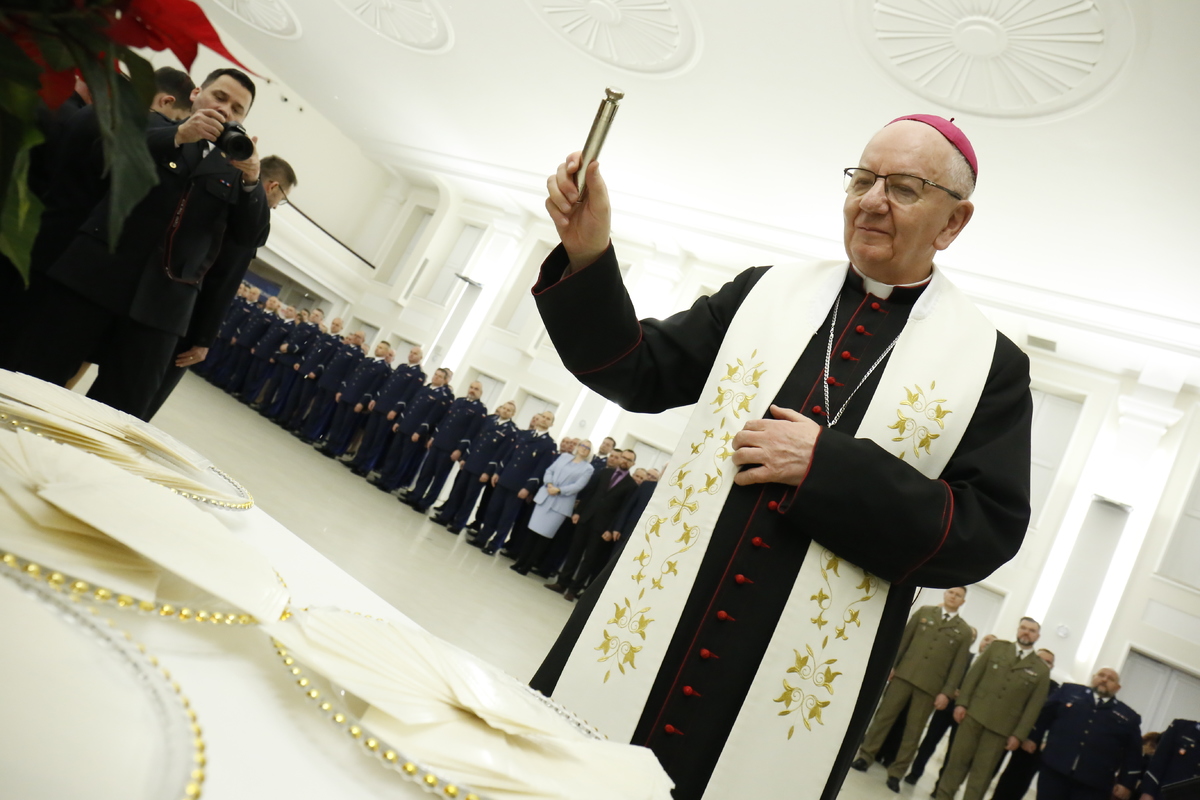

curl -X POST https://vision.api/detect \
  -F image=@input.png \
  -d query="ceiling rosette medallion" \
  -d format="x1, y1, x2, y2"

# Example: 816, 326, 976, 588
333, 0, 454, 54
856, 0, 1136, 118
209, 0, 302, 39
528, 0, 702, 76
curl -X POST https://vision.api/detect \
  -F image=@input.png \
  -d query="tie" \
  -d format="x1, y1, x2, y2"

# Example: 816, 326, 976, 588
943, 613, 951, 622
609, 470, 625, 488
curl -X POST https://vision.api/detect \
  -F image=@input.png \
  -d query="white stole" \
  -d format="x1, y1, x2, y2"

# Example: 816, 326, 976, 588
548, 261, 997, 798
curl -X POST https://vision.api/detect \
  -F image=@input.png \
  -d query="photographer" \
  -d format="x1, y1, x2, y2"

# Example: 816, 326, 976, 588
7, 68, 271, 420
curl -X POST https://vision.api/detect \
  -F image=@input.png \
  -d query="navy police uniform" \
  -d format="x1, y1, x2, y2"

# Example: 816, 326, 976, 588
348, 363, 426, 475
277, 330, 342, 427
433, 415, 519, 532
300, 343, 363, 441
1033, 683, 1143, 800
1141, 719, 1200, 800
404, 396, 487, 512
319, 356, 392, 456
469, 429, 557, 554
373, 383, 455, 491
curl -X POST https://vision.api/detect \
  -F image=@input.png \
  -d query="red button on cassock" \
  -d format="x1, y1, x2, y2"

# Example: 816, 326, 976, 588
664, 724, 682, 735
735, 574, 754, 585
826, 376, 836, 385
699, 648, 716, 659
682, 685, 701, 697
717, 610, 735, 622
751, 536, 769, 548
811, 405, 823, 415
871, 302, 881, 311
856, 325, 866, 334
841, 350, 852, 360
767, 500, 779, 511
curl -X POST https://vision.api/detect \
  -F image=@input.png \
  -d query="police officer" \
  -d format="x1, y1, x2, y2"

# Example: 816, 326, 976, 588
298, 332, 364, 442
197, 283, 257, 380
347, 345, 425, 476
255, 307, 321, 414
1030, 667, 1143, 800
469, 411, 557, 555
936, 618, 1052, 800
852, 587, 974, 791
237, 304, 294, 403
432, 400, 518, 534
316, 341, 393, 456
1140, 718, 1200, 800
370, 368, 454, 492
591, 436, 615, 469
401, 380, 487, 513
275, 318, 344, 427
220, 295, 279, 391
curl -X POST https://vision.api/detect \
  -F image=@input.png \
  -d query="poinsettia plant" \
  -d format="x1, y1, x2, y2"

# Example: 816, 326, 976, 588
0, 0, 247, 284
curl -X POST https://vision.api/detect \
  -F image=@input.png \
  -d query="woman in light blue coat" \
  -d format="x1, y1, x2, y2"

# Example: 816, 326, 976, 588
512, 440, 594, 575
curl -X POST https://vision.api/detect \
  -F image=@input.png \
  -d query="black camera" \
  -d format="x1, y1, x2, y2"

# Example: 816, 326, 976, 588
215, 121, 254, 161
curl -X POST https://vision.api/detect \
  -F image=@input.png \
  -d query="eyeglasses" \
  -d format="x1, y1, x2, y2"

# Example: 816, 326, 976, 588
843, 168, 963, 204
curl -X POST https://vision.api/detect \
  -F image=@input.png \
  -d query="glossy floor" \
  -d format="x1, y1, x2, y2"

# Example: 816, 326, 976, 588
146, 371, 1006, 800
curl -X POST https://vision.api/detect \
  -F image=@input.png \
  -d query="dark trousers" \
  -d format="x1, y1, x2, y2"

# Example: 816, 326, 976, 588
280, 375, 319, 427
239, 356, 274, 402
469, 482, 495, 529
435, 469, 488, 528
909, 703, 958, 779
505, 500, 535, 554
193, 337, 228, 378
219, 345, 254, 391
557, 520, 611, 593
258, 360, 297, 413
514, 533, 554, 571
540, 519, 576, 574
991, 747, 1042, 800
377, 432, 425, 491
475, 485, 525, 547
323, 401, 365, 454
144, 345, 192, 421
349, 411, 394, 472
409, 446, 456, 509
7, 279, 177, 420
1036, 764, 1109, 800
301, 388, 338, 440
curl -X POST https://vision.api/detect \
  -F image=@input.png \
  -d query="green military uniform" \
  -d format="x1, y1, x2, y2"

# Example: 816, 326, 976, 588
936, 640, 1051, 800
856, 605, 973, 777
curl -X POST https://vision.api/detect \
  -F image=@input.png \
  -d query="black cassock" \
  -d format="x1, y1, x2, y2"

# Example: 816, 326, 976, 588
531, 244, 1032, 800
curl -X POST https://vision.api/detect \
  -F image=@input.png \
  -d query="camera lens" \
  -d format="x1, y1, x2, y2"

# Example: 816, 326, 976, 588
217, 122, 254, 161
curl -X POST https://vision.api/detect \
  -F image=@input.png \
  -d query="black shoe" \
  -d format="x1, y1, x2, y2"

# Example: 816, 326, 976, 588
543, 582, 566, 594
414, 505, 430, 514
904, 774, 919, 785
509, 564, 529, 575
850, 758, 869, 772
466, 524, 481, 535
444, 525, 461, 535
481, 544, 498, 556
468, 537, 487, 549
529, 567, 552, 579
318, 448, 337, 458
350, 466, 369, 476
886, 777, 900, 793
499, 548, 516, 560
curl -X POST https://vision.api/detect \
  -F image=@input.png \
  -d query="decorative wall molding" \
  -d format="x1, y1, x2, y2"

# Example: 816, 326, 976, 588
209, 0, 302, 39
334, 0, 453, 53
526, 0, 701, 76
855, 0, 1137, 118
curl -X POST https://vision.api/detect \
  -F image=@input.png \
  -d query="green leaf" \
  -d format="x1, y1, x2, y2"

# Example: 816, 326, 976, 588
0, 111, 46, 285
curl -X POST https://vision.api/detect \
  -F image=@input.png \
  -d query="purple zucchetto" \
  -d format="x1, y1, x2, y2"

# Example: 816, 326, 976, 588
888, 114, 978, 179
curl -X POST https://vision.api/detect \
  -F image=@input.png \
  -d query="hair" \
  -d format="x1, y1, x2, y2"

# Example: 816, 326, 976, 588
949, 586, 967, 594
1020, 616, 1041, 629
1143, 732, 1161, 746
603, 437, 616, 446
153, 67, 195, 108
200, 68, 256, 104
260, 155, 298, 189
1037, 648, 1055, 659
623, 449, 637, 462
946, 149, 976, 200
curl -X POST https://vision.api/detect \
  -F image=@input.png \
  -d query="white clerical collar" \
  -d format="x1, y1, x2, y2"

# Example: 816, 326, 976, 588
851, 264, 933, 299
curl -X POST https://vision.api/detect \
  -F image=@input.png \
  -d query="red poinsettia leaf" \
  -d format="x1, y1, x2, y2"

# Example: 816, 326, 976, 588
38, 69, 79, 109
118, 0, 253, 73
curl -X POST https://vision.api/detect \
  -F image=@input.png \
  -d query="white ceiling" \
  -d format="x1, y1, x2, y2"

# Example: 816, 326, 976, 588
198, 0, 1200, 328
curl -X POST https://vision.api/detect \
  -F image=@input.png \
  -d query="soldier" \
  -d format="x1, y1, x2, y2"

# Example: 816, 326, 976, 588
852, 587, 974, 791
316, 341, 393, 456
432, 400, 518, 534
936, 618, 1051, 800
197, 283, 257, 381
990, 648, 1059, 800
236, 306, 294, 403
346, 345, 425, 475
1030, 667, 1142, 800
469, 411, 558, 556
370, 368, 454, 491
1139, 718, 1200, 800
220, 295, 279, 392
401, 380, 487, 513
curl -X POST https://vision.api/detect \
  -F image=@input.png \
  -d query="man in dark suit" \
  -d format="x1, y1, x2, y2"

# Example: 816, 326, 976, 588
8, 68, 270, 419
1030, 667, 1143, 800
591, 436, 616, 469
401, 380, 487, 513
145, 156, 296, 419
545, 448, 639, 601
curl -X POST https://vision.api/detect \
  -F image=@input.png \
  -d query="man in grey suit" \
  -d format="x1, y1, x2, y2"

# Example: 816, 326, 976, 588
937, 617, 1052, 800
852, 586, 974, 791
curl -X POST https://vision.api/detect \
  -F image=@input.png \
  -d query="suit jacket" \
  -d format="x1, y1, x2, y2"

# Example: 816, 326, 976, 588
1033, 683, 1143, 790
46, 110, 270, 336
533, 454, 597, 516
182, 243, 260, 348
957, 640, 1051, 739
1142, 718, 1200, 799
613, 478, 657, 539
892, 605, 973, 698
575, 467, 637, 533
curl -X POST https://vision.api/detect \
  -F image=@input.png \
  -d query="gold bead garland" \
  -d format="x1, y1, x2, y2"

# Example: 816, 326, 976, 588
0, 551, 259, 626
270, 639, 479, 800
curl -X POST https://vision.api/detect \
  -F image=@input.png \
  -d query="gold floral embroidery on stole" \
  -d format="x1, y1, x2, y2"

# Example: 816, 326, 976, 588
889, 382, 952, 460
773, 549, 880, 739
596, 352, 765, 683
